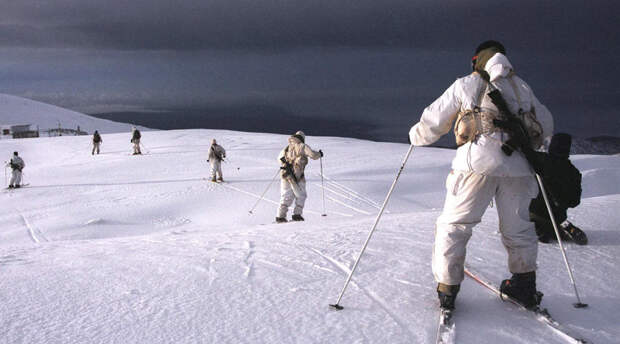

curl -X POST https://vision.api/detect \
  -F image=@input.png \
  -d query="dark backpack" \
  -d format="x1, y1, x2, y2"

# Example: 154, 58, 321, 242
542, 157, 582, 209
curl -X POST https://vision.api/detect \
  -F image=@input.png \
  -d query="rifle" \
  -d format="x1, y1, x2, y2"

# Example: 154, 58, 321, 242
487, 88, 532, 157
280, 156, 298, 184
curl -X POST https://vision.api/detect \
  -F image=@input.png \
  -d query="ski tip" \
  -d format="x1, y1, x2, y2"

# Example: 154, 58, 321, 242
329, 304, 344, 311
321, 214, 327, 217
573, 302, 588, 309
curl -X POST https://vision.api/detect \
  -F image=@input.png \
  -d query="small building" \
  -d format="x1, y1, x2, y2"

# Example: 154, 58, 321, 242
0, 124, 40, 139
11, 124, 39, 139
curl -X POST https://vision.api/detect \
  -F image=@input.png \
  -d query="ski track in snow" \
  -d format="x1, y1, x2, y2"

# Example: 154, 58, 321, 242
19, 211, 48, 243
325, 194, 372, 215
320, 173, 384, 210
217, 180, 353, 217
243, 240, 255, 279
305, 246, 416, 339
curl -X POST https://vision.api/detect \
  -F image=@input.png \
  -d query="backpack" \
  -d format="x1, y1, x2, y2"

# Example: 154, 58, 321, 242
541, 156, 582, 209
454, 73, 544, 149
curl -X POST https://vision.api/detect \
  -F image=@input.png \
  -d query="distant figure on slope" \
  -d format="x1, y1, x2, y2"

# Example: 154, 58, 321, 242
7, 151, 25, 188
208, 139, 226, 182
130, 127, 142, 155
276, 131, 323, 223
92, 130, 102, 155
408, 40, 554, 311
528, 133, 587, 245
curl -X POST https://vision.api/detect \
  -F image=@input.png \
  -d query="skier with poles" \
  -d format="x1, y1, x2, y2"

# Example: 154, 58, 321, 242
408, 40, 554, 311
130, 127, 142, 155
275, 131, 323, 223
92, 130, 102, 155
528, 133, 587, 245
7, 151, 25, 188
208, 139, 226, 182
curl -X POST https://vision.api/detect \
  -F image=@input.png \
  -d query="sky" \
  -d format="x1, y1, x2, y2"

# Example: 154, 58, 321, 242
0, 0, 618, 141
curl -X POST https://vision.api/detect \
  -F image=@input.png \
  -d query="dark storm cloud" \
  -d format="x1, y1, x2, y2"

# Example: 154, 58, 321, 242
1, 0, 617, 52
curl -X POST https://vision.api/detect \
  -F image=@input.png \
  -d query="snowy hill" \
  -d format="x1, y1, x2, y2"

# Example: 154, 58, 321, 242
572, 136, 620, 155
0, 129, 619, 344
0, 93, 146, 135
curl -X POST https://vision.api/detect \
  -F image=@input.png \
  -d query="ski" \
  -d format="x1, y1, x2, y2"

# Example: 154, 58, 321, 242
4, 183, 30, 190
464, 267, 589, 344
202, 178, 224, 184
436, 308, 455, 344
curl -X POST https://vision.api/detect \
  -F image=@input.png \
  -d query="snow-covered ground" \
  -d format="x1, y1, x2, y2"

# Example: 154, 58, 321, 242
1, 127, 619, 344
0, 94, 145, 135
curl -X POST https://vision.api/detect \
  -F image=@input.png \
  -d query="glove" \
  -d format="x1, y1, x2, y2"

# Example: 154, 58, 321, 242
319, 150, 324, 157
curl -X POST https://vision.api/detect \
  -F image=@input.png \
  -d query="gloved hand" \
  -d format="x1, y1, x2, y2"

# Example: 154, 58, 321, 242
319, 150, 324, 157
493, 117, 530, 155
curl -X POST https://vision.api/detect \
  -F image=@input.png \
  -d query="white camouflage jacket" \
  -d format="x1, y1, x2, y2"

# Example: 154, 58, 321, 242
409, 53, 553, 177
278, 136, 321, 180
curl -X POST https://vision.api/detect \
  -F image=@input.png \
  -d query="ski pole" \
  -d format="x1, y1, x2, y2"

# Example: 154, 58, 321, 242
330, 144, 414, 310
248, 168, 281, 214
140, 142, 150, 154
535, 173, 587, 308
320, 157, 326, 216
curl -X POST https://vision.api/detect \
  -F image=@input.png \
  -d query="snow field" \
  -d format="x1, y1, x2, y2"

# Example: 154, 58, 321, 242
1, 128, 619, 343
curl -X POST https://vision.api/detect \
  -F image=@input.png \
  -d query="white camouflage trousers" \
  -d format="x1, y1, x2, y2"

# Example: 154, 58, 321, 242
277, 178, 307, 218
132, 140, 141, 154
433, 170, 539, 285
210, 160, 223, 180
10, 170, 22, 186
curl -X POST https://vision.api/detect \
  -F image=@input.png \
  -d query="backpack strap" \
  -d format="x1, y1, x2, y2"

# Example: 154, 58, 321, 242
507, 72, 525, 111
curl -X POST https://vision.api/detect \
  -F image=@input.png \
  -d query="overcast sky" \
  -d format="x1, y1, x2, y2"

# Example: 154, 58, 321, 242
1, 0, 618, 139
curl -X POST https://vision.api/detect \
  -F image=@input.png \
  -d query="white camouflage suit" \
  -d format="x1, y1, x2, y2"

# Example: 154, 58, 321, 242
277, 132, 321, 218
409, 53, 553, 286
9, 154, 25, 187
208, 141, 226, 181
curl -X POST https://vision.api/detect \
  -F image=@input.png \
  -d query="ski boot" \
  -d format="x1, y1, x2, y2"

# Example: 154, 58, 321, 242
217, 177, 224, 182
291, 214, 304, 222
211, 177, 217, 182
437, 283, 460, 310
560, 221, 588, 245
8, 184, 14, 189
275, 217, 287, 223
14, 184, 20, 188
500, 271, 543, 309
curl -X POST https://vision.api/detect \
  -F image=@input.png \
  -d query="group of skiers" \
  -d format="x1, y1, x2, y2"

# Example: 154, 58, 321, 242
4, 39, 591, 315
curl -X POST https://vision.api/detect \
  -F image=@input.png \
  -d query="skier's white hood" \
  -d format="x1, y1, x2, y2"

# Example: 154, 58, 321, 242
485, 53, 513, 81
409, 53, 554, 177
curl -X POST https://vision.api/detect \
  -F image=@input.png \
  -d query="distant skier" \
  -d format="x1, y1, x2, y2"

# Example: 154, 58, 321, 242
528, 133, 587, 245
408, 41, 554, 311
276, 131, 323, 223
130, 127, 142, 155
7, 151, 25, 188
92, 130, 102, 155
208, 139, 226, 182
